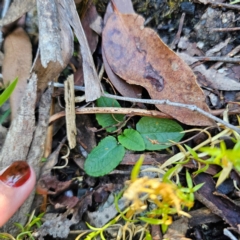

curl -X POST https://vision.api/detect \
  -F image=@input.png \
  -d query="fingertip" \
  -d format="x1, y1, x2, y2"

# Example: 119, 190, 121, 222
0, 162, 36, 226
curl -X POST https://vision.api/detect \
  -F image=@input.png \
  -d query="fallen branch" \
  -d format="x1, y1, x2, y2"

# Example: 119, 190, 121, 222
51, 82, 240, 134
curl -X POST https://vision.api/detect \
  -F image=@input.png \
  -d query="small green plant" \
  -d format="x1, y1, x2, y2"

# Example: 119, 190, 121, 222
0, 78, 18, 123
0, 211, 44, 240
122, 156, 202, 233
0, 78, 18, 107
154, 126, 240, 188
80, 156, 203, 239
200, 140, 240, 186
84, 96, 184, 177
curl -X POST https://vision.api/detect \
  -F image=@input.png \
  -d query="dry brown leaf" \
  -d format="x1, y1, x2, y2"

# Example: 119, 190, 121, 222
102, 5, 212, 126
2, 27, 32, 119
102, 0, 143, 100
0, 0, 36, 26
81, 2, 99, 54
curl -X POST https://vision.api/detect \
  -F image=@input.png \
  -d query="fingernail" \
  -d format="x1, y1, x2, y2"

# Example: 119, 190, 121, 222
0, 161, 31, 187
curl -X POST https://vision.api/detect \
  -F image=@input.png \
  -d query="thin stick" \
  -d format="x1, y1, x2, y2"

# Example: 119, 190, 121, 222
170, 13, 186, 49
212, 27, 240, 32
50, 82, 240, 133
211, 45, 240, 69
103, 93, 240, 133
194, 56, 240, 64
49, 107, 171, 124
211, 2, 240, 10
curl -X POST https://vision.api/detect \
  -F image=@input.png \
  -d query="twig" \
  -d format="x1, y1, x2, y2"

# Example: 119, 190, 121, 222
211, 45, 240, 69
50, 82, 240, 133
170, 12, 185, 49
103, 93, 240, 133
211, 2, 240, 10
212, 27, 240, 32
194, 56, 240, 64
49, 107, 171, 124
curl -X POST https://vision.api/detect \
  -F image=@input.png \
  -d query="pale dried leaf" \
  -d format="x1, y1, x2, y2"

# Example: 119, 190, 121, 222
59, 0, 101, 102
179, 52, 240, 91
206, 38, 230, 57
90, 14, 103, 35
2, 27, 32, 119
0, 0, 36, 26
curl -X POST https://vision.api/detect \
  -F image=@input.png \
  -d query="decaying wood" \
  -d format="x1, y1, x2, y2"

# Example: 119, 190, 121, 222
188, 208, 221, 227
33, 0, 73, 101
27, 87, 52, 178
0, 0, 36, 27
36, 0, 63, 68
64, 75, 77, 149
0, 73, 37, 169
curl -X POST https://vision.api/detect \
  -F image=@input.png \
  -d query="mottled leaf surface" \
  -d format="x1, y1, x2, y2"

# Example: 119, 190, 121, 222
136, 117, 184, 150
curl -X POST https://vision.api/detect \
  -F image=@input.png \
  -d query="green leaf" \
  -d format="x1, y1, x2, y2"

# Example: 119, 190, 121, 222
136, 117, 184, 150
161, 223, 169, 234
84, 136, 125, 176
0, 78, 18, 107
96, 96, 124, 132
0, 109, 10, 124
131, 155, 144, 181
14, 222, 24, 231
193, 182, 205, 192
186, 170, 193, 188
145, 230, 152, 240
139, 217, 164, 225
118, 129, 145, 151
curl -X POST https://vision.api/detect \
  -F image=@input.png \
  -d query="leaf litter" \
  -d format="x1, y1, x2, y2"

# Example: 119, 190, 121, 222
0, 0, 240, 239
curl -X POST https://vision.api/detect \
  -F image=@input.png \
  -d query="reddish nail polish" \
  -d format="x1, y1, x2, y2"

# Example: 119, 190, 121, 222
0, 161, 31, 187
